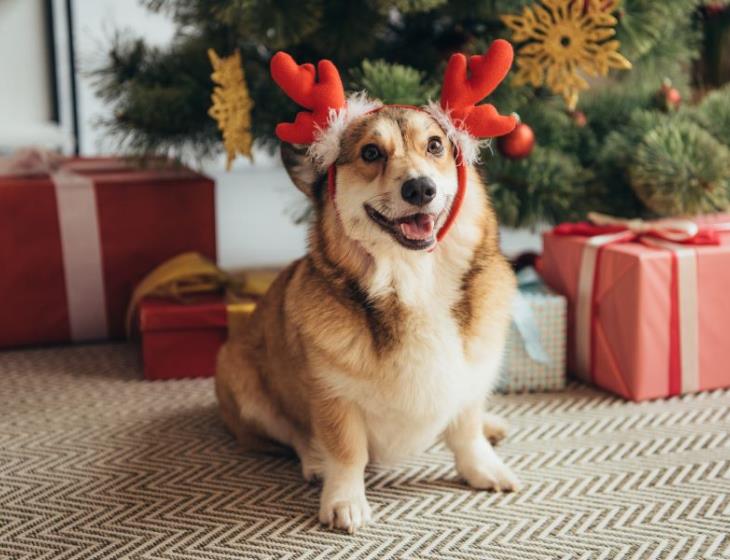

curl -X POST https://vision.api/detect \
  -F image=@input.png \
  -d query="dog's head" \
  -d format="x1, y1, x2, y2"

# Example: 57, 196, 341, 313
273, 41, 516, 253
283, 107, 458, 251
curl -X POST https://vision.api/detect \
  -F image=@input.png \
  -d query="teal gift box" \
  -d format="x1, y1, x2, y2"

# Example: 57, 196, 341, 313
497, 270, 567, 393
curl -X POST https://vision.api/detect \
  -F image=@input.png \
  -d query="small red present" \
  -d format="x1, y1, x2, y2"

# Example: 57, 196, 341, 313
542, 212, 730, 401
139, 296, 238, 380
0, 150, 216, 348
130, 253, 277, 380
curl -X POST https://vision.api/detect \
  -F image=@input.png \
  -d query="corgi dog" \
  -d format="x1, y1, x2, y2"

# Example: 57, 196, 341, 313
216, 40, 520, 533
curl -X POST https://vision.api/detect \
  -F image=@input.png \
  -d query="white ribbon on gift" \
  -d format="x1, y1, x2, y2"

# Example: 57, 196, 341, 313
574, 213, 704, 394
0, 148, 108, 341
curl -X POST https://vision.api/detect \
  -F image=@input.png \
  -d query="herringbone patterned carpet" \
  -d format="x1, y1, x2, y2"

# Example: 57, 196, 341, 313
1, 345, 729, 560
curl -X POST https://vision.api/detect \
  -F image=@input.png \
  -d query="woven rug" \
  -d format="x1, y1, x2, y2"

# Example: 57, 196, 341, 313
1, 345, 729, 560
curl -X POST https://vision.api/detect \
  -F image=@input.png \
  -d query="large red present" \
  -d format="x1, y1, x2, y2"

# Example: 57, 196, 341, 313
541, 212, 730, 401
0, 152, 216, 348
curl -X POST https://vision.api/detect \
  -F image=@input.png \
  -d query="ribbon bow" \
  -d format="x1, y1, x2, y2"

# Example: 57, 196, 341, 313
554, 212, 725, 246
587, 212, 700, 242
0, 148, 64, 176
511, 266, 551, 366
125, 252, 277, 336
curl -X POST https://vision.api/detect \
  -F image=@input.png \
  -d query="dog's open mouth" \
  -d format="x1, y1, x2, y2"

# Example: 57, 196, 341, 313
364, 204, 439, 250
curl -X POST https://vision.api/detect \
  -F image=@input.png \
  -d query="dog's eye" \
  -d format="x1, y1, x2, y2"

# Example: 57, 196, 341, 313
361, 144, 382, 162
427, 137, 444, 156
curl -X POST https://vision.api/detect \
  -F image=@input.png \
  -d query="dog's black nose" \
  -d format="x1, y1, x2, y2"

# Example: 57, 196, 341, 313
401, 177, 437, 206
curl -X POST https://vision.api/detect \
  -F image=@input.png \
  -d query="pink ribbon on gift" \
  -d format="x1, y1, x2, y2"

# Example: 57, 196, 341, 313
554, 212, 730, 396
0, 148, 108, 341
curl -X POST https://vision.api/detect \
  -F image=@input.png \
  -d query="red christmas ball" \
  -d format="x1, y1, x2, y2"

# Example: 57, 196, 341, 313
706, 2, 728, 17
498, 122, 535, 159
570, 110, 588, 127
659, 80, 682, 110
664, 86, 682, 109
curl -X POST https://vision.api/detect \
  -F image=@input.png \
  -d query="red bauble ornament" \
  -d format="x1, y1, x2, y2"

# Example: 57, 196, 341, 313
705, 2, 728, 17
664, 87, 682, 109
659, 79, 682, 111
498, 122, 535, 159
570, 109, 588, 127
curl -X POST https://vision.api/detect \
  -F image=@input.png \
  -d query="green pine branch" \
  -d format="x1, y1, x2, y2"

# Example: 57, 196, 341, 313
92, 0, 730, 222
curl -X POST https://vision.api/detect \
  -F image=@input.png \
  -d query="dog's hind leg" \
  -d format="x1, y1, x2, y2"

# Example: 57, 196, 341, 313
215, 342, 320, 480
215, 343, 296, 451
215, 372, 282, 453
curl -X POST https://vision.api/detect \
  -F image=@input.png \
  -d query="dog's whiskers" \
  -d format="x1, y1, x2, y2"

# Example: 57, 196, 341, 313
365, 193, 394, 218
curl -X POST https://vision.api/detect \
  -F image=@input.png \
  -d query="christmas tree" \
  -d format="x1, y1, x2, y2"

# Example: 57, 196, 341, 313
93, 0, 730, 226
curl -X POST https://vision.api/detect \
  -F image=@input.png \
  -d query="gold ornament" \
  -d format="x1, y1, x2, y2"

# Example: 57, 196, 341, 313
501, 0, 631, 110
208, 49, 254, 170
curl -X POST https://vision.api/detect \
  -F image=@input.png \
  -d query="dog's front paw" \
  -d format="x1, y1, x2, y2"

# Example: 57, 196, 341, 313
319, 490, 372, 533
458, 456, 521, 492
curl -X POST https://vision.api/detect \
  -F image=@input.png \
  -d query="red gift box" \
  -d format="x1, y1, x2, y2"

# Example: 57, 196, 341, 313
139, 296, 230, 380
0, 156, 216, 348
541, 213, 730, 401
133, 258, 278, 380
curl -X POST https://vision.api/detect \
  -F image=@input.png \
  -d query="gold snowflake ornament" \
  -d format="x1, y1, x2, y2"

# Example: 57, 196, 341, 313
502, 0, 631, 109
208, 49, 254, 170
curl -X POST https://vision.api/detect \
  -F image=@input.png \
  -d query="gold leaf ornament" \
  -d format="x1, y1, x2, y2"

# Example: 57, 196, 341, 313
208, 49, 254, 170
501, 0, 631, 110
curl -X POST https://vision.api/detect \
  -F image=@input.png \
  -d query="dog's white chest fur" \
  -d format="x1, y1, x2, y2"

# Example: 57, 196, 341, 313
364, 321, 485, 464
329, 253, 501, 464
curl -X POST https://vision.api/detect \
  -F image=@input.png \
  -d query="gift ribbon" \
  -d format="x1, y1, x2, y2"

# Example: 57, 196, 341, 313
0, 149, 108, 341
53, 168, 108, 340
125, 251, 275, 337
510, 267, 551, 365
555, 213, 729, 396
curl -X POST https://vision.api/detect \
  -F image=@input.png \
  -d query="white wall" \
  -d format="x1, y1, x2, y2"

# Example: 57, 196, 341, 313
212, 164, 308, 268
0, 0, 67, 151
0, 0, 51, 124
73, 0, 175, 155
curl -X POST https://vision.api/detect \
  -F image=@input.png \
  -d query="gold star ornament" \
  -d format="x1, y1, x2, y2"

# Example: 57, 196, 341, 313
501, 0, 631, 110
208, 49, 254, 170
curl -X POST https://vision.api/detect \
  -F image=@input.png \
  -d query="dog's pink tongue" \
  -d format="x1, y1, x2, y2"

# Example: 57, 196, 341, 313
400, 214, 435, 240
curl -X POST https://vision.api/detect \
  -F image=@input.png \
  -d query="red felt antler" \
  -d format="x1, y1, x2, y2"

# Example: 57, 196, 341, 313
440, 39, 517, 138
270, 52, 346, 144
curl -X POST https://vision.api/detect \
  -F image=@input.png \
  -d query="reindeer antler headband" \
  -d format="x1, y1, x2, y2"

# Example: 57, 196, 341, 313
271, 39, 516, 243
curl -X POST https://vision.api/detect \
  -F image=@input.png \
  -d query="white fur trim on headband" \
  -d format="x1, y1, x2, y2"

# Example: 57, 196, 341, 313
306, 95, 485, 170
423, 101, 485, 166
308, 92, 382, 171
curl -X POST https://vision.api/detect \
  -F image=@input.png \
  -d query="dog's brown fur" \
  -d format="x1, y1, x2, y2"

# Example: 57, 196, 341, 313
216, 107, 517, 532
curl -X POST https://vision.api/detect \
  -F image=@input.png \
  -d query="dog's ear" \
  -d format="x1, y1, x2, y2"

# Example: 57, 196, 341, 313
281, 142, 321, 198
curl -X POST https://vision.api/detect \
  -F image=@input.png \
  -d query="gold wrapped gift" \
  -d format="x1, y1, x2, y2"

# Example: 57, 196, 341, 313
126, 252, 278, 337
